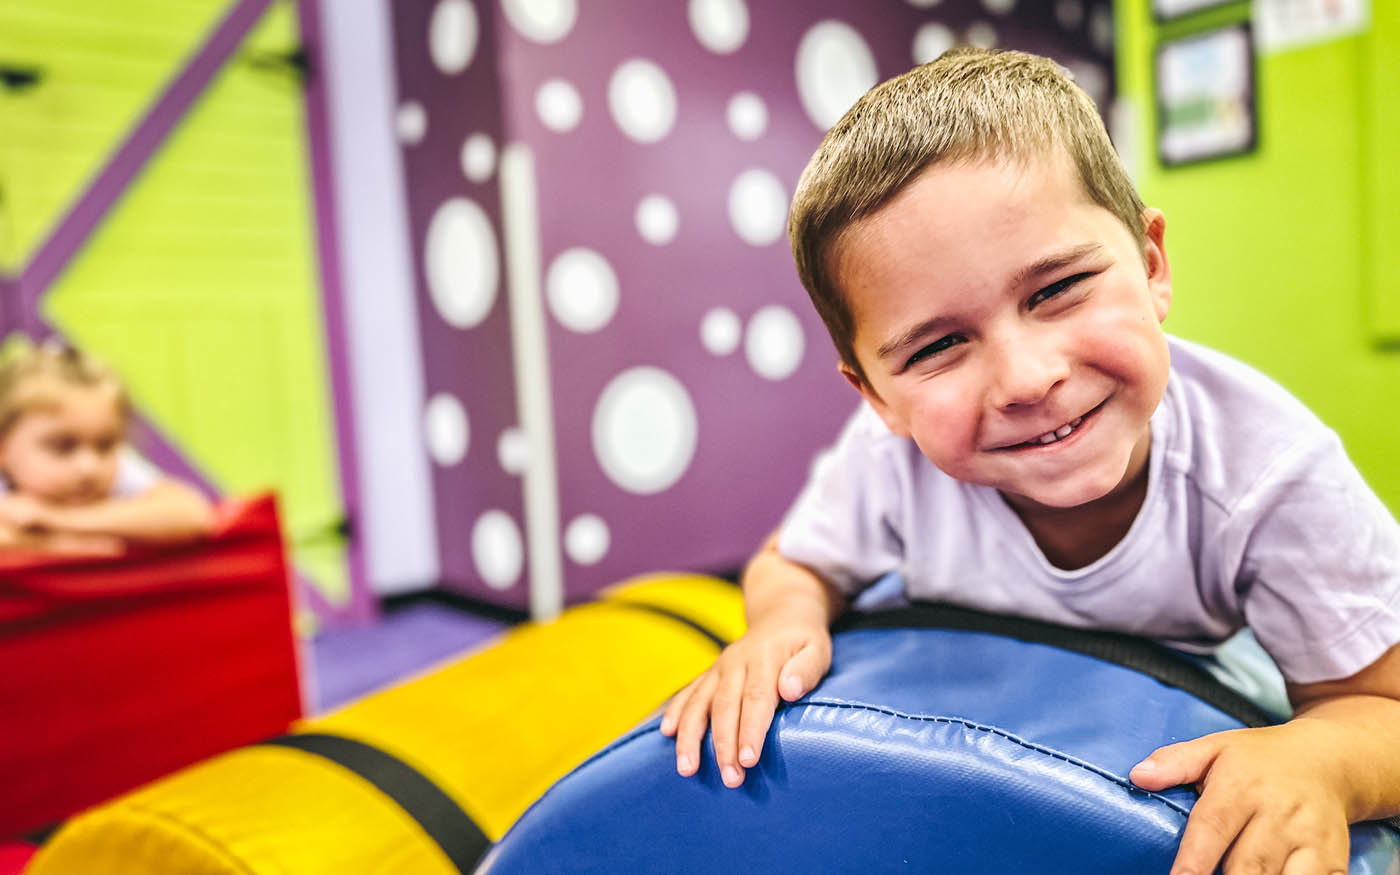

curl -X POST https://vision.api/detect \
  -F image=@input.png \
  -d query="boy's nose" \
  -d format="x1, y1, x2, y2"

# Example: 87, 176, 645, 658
988, 342, 1068, 409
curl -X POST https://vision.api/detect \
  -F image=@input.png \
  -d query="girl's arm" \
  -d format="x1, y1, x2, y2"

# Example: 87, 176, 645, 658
30, 479, 217, 544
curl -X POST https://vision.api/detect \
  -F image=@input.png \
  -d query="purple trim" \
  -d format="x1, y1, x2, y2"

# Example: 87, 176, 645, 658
17, 0, 272, 327
296, 0, 375, 625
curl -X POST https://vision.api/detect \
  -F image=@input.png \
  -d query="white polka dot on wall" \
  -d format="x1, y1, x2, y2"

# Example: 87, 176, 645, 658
1066, 62, 1107, 106
966, 21, 998, 49
727, 168, 788, 247
460, 133, 496, 182
913, 22, 955, 65
429, 0, 478, 75
635, 195, 679, 245
564, 514, 610, 565
536, 78, 583, 132
424, 393, 469, 466
546, 247, 619, 333
425, 198, 499, 329
688, 0, 749, 54
1055, 0, 1084, 29
396, 101, 427, 144
1089, 5, 1114, 54
726, 92, 767, 141
592, 367, 698, 495
745, 305, 805, 381
497, 427, 530, 475
472, 510, 524, 589
700, 307, 741, 356
502, 0, 576, 44
608, 59, 677, 144
981, 0, 1016, 15
795, 20, 878, 131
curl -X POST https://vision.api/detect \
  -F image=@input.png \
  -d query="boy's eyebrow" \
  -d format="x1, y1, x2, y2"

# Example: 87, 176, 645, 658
877, 315, 958, 361
1009, 242, 1106, 290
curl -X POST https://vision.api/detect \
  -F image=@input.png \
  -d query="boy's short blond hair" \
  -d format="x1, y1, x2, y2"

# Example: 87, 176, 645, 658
789, 48, 1146, 386
0, 340, 129, 439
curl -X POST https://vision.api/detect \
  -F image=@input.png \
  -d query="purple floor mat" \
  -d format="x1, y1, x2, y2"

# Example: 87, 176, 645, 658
308, 602, 507, 713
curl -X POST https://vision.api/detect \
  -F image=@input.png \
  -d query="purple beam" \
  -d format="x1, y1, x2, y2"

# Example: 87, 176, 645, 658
17, 0, 273, 329
296, 0, 375, 625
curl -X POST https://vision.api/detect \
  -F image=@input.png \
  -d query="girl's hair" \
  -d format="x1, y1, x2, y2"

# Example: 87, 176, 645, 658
0, 339, 130, 439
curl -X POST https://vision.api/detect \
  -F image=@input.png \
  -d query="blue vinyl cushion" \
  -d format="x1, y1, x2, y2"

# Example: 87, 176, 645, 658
481, 626, 1400, 873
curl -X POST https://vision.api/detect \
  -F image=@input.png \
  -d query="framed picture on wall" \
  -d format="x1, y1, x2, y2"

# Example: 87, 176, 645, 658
1153, 0, 1236, 21
1155, 22, 1256, 166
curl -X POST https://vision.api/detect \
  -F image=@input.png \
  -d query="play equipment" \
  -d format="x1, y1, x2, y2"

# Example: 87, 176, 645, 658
483, 606, 1400, 874
22, 574, 744, 874
0, 494, 301, 837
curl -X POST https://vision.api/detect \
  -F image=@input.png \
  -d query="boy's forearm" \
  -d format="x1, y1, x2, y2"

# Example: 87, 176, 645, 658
741, 531, 847, 630
1291, 693, 1400, 823
44, 481, 216, 543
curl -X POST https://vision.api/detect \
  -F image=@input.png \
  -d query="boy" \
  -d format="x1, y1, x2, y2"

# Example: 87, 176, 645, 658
662, 49, 1400, 875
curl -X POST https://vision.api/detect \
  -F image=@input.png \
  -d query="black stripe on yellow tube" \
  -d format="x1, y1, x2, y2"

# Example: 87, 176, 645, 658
261, 733, 488, 873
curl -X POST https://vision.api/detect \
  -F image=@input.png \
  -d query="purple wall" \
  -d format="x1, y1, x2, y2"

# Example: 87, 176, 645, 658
388, 0, 1114, 607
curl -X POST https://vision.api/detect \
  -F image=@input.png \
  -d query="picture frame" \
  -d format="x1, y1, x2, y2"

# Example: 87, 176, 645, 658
1155, 22, 1257, 167
1153, 0, 1238, 22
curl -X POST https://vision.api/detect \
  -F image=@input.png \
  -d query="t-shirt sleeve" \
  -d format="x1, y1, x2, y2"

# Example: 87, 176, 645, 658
776, 406, 906, 596
112, 447, 162, 498
1235, 432, 1400, 684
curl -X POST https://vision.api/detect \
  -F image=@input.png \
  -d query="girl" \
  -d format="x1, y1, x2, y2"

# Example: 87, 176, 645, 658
0, 341, 214, 555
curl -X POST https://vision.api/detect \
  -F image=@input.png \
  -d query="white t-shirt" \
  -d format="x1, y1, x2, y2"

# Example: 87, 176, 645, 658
779, 335, 1400, 685
0, 447, 160, 499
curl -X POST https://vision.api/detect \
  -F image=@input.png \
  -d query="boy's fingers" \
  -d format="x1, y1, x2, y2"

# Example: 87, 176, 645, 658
777, 641, 830, 702
673, 671, 717, 777
735, 650, 782, 768
660, 677, 698, 737
1281, 845, 1348, 875
708, 661, 747, 788
1169, 791, 1250, 875
1130, 735, 1221, 791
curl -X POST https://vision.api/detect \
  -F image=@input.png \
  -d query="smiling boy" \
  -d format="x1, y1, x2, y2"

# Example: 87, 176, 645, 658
662, 49, 1400, 874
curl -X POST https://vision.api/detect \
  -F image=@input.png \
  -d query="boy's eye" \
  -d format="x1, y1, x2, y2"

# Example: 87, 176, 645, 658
905, 333, 965, 368
1027, 272, 1092, 310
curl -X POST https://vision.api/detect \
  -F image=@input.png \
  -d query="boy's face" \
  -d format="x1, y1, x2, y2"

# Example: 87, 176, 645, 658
0, 386, 125, 505
835, 152, 1172, 512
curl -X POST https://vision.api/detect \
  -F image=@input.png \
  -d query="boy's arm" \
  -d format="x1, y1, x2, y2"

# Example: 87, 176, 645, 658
1131, 641, 1400, 875
10, 479, 216, 544
661, 530, 847, 788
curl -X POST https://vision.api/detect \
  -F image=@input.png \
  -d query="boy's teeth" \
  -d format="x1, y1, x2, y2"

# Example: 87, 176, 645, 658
1028, 415, 1085, 447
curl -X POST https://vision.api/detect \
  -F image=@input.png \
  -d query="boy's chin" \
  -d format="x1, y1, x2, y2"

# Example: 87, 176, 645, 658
1000, 474, 1125, 513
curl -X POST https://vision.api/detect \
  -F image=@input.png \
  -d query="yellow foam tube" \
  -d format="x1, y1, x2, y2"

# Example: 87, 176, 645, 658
25, 574, 743, 874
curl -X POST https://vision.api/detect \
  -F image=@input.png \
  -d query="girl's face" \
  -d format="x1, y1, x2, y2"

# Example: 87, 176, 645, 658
0, 385, 125, 505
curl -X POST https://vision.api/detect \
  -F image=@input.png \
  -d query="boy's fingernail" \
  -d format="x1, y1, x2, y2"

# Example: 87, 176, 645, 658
677, 754, 693, 775
1133, 759, 1156, 774
660, 716, 673, 734
722, 766, 742, 787
739, 746, 756, 766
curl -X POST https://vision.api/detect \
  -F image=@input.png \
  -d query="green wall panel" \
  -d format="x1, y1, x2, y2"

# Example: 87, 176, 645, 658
0, 0, 231, 270
1117, 1, 1400, 514
42, 1, 348, 601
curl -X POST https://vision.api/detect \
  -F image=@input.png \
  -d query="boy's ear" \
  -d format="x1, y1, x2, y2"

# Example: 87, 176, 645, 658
838, 362, 911, 439
1141, 208, 1172, 323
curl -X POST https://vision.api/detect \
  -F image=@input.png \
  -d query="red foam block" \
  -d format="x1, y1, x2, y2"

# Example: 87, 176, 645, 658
0, 494, 303, 837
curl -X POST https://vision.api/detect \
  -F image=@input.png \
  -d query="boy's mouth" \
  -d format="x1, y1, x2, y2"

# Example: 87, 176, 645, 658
998, 401, 1104, 451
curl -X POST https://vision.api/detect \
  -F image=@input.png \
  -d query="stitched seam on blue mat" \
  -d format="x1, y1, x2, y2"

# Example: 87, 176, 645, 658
798, 697, 1192, 819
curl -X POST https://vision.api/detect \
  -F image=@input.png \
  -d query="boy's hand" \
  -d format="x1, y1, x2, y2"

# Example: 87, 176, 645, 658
660, 618, 832, 789
1130, 721, 1351, 875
